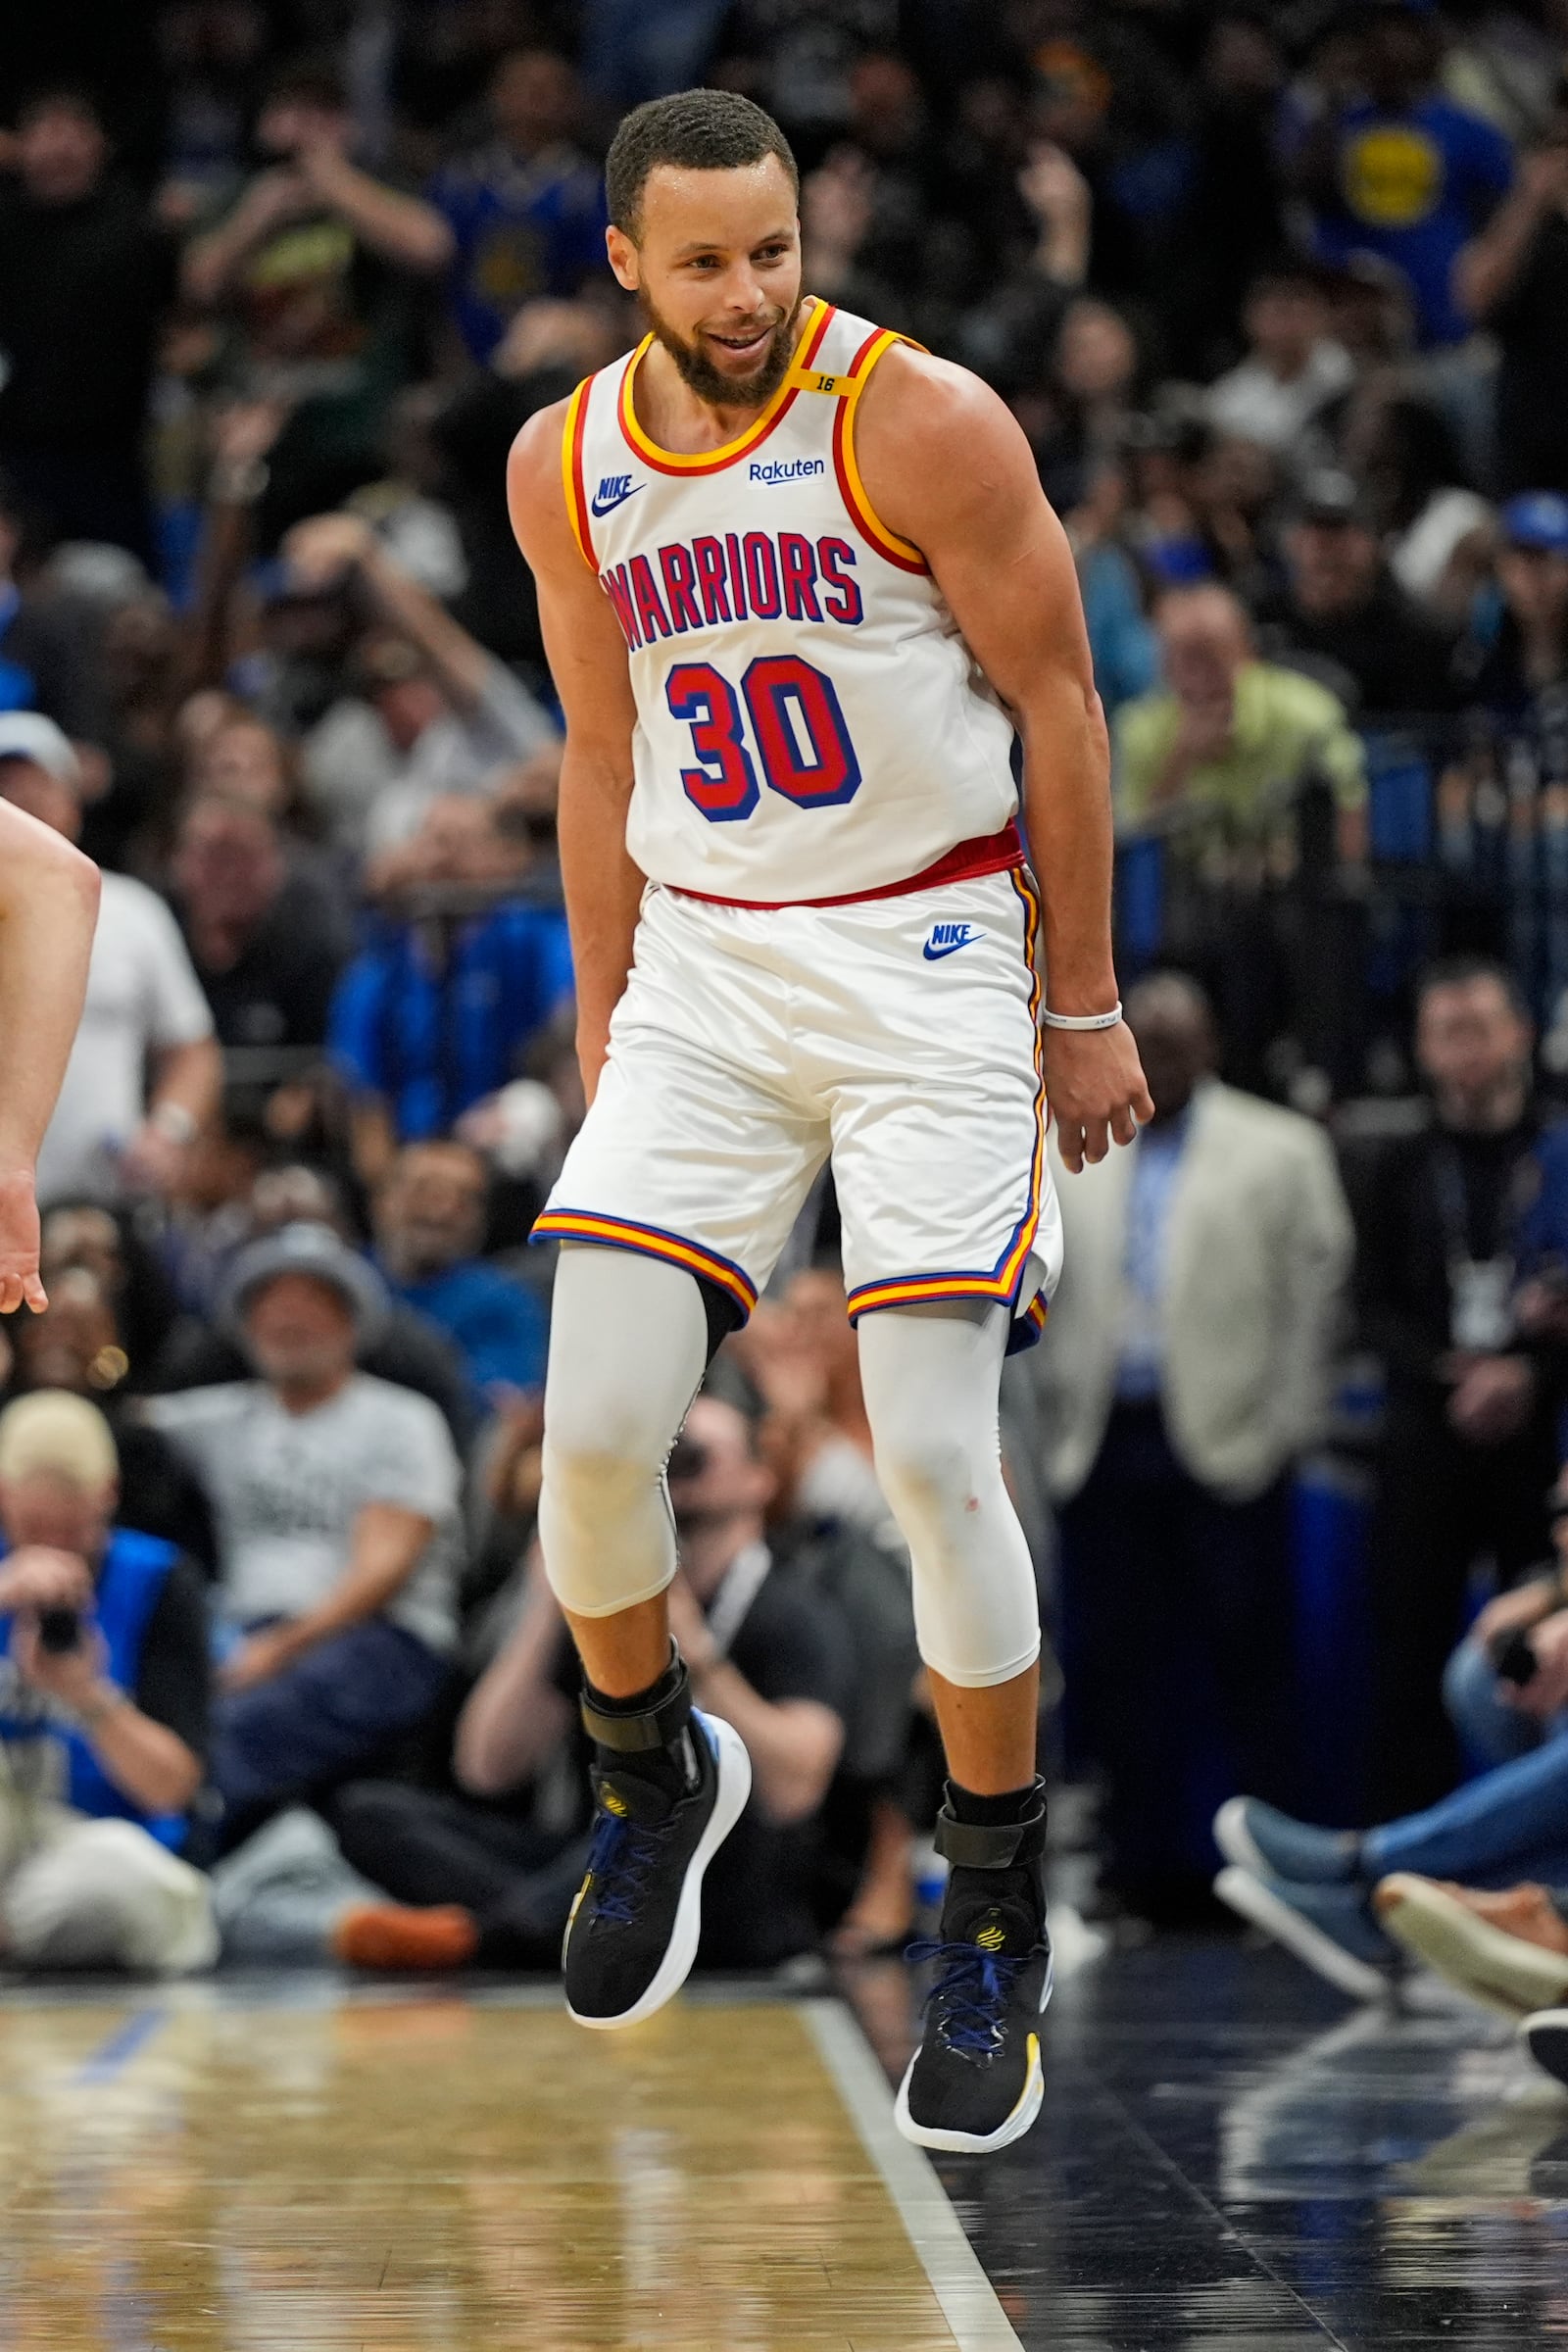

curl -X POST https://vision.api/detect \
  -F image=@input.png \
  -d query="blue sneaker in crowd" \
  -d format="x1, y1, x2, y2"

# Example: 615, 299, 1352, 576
1214, 1864, 1396, 2003
1215, 1797, 1364, 1886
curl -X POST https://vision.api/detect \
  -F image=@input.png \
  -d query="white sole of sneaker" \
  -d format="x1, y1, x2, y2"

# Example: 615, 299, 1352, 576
1212, 1797, 1271, 1878
1213, 1865, 1390, 2004
567, 1712, 753, 2033
1377, 1876, 1568, 2019
1522, 2008, 1568, 2087
892, 1953, 1055, 2156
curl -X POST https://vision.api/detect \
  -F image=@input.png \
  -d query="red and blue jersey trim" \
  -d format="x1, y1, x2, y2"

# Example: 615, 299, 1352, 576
531, 1208, 759, 1321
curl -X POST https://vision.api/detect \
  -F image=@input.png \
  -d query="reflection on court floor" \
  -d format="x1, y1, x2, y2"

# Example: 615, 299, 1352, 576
0, 1984, 1012, 2351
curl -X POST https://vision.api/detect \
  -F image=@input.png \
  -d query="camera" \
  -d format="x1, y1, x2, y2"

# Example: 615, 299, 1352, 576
1491, 1627, 1540, 1688
36, 1607, 82, 1655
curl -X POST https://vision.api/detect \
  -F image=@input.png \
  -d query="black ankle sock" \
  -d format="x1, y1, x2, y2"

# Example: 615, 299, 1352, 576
948, 1779, 1040, 1830
584, 1651, 694, 1796
584, 1650, 685, 1721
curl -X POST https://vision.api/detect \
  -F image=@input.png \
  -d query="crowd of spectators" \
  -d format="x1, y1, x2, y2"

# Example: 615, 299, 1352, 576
13, 0, 1568, 2000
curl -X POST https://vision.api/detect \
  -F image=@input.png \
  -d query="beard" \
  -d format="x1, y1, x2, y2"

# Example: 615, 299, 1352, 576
639, 285, 804, 410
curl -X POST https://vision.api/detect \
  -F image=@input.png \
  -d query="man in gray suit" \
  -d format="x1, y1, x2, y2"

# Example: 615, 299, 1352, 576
1026, 972, 1353, 1916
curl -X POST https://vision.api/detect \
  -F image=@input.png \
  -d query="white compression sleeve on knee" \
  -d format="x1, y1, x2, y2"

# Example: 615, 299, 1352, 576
537, 1245, 711, 1619
857, 1303, 1042, 1690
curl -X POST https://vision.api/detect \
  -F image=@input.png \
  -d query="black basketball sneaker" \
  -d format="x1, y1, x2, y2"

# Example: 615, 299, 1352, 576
564, 1674, 751, 2031
895, 1788, 1053, 2153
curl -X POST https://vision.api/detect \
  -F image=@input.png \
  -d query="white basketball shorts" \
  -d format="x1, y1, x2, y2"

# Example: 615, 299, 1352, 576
534, 863, 1062, 1348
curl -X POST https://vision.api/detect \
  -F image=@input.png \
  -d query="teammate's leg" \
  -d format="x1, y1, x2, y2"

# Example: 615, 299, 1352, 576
538, 1244, 752, 2029
858, 1300, 1052, 2155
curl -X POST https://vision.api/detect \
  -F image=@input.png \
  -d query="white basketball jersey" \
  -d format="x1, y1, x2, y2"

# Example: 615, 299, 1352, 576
563, 298, 1019, 904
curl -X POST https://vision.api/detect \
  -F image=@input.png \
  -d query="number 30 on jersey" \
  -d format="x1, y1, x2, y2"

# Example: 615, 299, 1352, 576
665, 655, 861, 821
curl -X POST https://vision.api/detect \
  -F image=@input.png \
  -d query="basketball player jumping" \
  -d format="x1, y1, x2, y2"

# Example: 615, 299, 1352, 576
508, 89, 1151, 2155
0, 790, 99, 1310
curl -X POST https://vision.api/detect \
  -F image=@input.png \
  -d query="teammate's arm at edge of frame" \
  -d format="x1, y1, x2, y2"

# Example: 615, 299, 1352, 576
508, 399, 645, 1107
853, 343, 1153, 1173
0, 798, 100, 1311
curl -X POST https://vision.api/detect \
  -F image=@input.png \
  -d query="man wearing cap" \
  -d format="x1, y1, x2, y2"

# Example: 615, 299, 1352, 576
0, 712, 220, 1205
1462, 492, 1568, 719
144, 1223, 464, 1852
0, 1390, 216, 1974
1256, 468, 1460, 717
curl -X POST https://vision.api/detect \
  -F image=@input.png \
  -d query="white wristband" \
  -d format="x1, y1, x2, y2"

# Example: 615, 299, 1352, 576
1042, 1001, 1123, 1032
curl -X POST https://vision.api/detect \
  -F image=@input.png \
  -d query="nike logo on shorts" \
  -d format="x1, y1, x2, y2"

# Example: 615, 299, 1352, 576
923, 922, 986, 961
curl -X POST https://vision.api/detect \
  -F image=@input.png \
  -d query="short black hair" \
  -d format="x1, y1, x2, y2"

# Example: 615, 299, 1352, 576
605, 88, 798, 240
1416, 955, 1530, 1019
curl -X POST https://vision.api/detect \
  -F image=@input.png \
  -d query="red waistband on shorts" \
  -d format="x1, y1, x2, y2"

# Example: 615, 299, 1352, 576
668, 821, 1025, 912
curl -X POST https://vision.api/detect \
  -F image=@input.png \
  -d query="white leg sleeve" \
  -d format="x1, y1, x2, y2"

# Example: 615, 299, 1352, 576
2, 1818, 219, 1975
537, 1244, 710, 1619
857, 1302, 1042, 1690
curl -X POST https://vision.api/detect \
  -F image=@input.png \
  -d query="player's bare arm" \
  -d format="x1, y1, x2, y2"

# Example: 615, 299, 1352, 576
0, 800, 100, 1310
856, 345, 1152, 1172
507, 404, 644, 1103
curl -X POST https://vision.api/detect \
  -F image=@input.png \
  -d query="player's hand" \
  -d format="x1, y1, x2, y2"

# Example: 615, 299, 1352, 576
1046, 1024, 1153, 1173
0, 1167, 46, 1314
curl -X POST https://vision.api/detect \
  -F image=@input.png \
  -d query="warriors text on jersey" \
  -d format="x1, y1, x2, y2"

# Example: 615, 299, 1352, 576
561, 298, 1020, 905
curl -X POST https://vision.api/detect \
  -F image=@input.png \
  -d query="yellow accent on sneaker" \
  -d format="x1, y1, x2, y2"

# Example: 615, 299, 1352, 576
976, 1924, 1005, 1951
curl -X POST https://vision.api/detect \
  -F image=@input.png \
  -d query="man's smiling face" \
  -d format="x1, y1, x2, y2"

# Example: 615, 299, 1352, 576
607, 152, 805, 412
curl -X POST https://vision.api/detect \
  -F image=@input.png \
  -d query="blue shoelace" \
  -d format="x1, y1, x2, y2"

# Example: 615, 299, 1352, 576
906, 1938, 1028, 2059
584, 1807, 677, 1927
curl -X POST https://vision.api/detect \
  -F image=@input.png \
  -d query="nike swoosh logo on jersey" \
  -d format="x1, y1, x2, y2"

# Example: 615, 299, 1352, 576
590, 475, 644, 517
923, 923, 986, 960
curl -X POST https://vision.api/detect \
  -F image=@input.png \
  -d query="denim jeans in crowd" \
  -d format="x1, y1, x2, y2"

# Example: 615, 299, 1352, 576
1365, 1648, 1568, 1887
210, 1617, 448, 1854
1443, 1634, 1568, 1771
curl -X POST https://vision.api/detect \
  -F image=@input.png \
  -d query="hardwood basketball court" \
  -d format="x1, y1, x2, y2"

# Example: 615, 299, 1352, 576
0, 1980, 1017, 2351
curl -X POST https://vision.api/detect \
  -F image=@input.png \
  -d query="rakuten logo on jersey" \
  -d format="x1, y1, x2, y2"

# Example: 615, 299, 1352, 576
749, 458, 826, 485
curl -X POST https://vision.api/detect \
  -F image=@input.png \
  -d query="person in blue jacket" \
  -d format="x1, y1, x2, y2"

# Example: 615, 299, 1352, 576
371, 1138, 547, 1409
0, 1390, 216, 1973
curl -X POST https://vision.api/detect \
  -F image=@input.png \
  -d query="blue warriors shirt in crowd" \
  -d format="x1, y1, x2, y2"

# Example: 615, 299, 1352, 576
428, 147, 609, 366
328, 895, 574, 1138
1318, 96, 1513, 346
